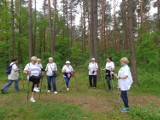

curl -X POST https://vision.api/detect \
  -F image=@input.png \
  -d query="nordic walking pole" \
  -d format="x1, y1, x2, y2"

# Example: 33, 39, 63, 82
111, 73, 114, 90
46, 79, 48, 96
117, 87, 121, 110
20, 69, 25, 90
114, 74, 121, 110
39, 76, 43, 100
27, 81, 30, 101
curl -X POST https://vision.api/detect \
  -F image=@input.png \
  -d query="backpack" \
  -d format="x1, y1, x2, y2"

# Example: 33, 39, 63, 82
6, 64, 14, 74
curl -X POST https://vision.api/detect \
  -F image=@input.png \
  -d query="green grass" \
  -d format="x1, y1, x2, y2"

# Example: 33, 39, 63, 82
0, 69, 160, 120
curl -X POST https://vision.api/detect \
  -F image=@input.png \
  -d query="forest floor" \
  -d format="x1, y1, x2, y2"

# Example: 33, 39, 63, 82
0, 71, 160, 120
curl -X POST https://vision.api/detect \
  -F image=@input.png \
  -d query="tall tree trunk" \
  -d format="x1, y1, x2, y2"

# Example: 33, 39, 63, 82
4, 0, 9, 65
16, 0, 22, 63
70, 0, 73, 43
43, 0, 46, 53
140, 0, 143, 27
82, 0, 86, 53
122, 0, 128, 49
33, 0, 37, 55
100, 0, 106, 54
53, 0, 57, 52
113, 0, 118, 50
90, 0, 99, 62
127, 0, 138, 82
47, 0, 54, 55
90, 0, 99, 79
10, 0, 15, 58
28, 0, 33, 59
87, 1, 91, 50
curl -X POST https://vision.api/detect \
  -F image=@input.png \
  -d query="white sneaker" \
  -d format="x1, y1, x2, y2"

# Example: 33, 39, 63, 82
48, 90, 51, 93
67, 88, 69, 91
30, 97, 36, 103
53, 91, 58, 94
33, 87, 40, 93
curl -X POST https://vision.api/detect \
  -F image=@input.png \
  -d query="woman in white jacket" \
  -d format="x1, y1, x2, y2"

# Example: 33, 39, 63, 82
88, 58, 98, 89
115, 57, 133, 112
1, 58, 19, 94
45, 57, 58, 94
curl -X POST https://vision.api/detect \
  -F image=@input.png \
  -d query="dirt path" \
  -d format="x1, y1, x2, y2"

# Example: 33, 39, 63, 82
39, 92, 160, 113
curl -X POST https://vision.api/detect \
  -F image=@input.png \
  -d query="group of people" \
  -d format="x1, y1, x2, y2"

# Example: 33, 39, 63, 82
1, 56, 133, 113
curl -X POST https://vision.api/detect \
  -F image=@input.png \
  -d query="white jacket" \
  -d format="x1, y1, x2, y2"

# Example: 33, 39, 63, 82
8, 62, 19, 80
118, 65, 133, 91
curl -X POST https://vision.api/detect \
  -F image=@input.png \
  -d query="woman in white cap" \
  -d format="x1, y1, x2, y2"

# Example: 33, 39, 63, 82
62, 61, 74, 91
105, 57, 115, 91
23, 56, 41, 103
88, 58, 98, 88
45, 57, 58, 94
115, 57, 133, 112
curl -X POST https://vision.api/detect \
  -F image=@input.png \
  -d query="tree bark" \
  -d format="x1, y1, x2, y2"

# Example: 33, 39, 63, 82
47, 0, 54, 55
127, 0, 138, 82
122, 0, 128, 49
16, 0, 22, 63
10, 0, 15, 58
90, 0, 99, 64
28, 0, 33, 59
53, 0, 57, 52
100, 0, 106, 53
82, 0, 86, 53
33, 0, 37, 55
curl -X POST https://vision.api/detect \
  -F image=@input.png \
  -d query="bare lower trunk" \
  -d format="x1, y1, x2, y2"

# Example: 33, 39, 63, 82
127, 0, 138, 82
90, 0, 99, 79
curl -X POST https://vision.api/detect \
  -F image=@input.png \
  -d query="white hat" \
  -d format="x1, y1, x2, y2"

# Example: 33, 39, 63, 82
66, 61, 71, 64
91, 58, 95, 61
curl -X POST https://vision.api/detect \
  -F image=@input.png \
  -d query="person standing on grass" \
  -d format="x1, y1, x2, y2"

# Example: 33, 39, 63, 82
23, 56, 41, 103
37, 58, 44, 89
45, 57, 58, 94
105, 57, 115, 92
115, 57, 133, 113
62, 61, 74, 91
88, 58, 98, 89
1, 58, 19, 94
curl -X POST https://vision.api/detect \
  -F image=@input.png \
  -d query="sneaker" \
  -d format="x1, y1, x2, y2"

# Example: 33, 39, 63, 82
120, 108, 129, 113
93, 87, 96, 89
33, 87, 40, 93
48, 90, 51, 93
30, 97, 36, 103
53, 91, 58, 94
66, 88, 69, 91
1, 89, 6, 94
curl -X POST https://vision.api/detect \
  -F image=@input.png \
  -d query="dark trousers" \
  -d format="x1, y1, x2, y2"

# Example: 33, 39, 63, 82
47, 76, 57, 92
29, 76, 41, 91
106, 76, 111, 90
121, 91, 129, 108
89, 75, 97, 88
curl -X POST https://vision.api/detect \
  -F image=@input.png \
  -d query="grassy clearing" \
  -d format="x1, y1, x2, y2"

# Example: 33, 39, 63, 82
0, 70, 160, 120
